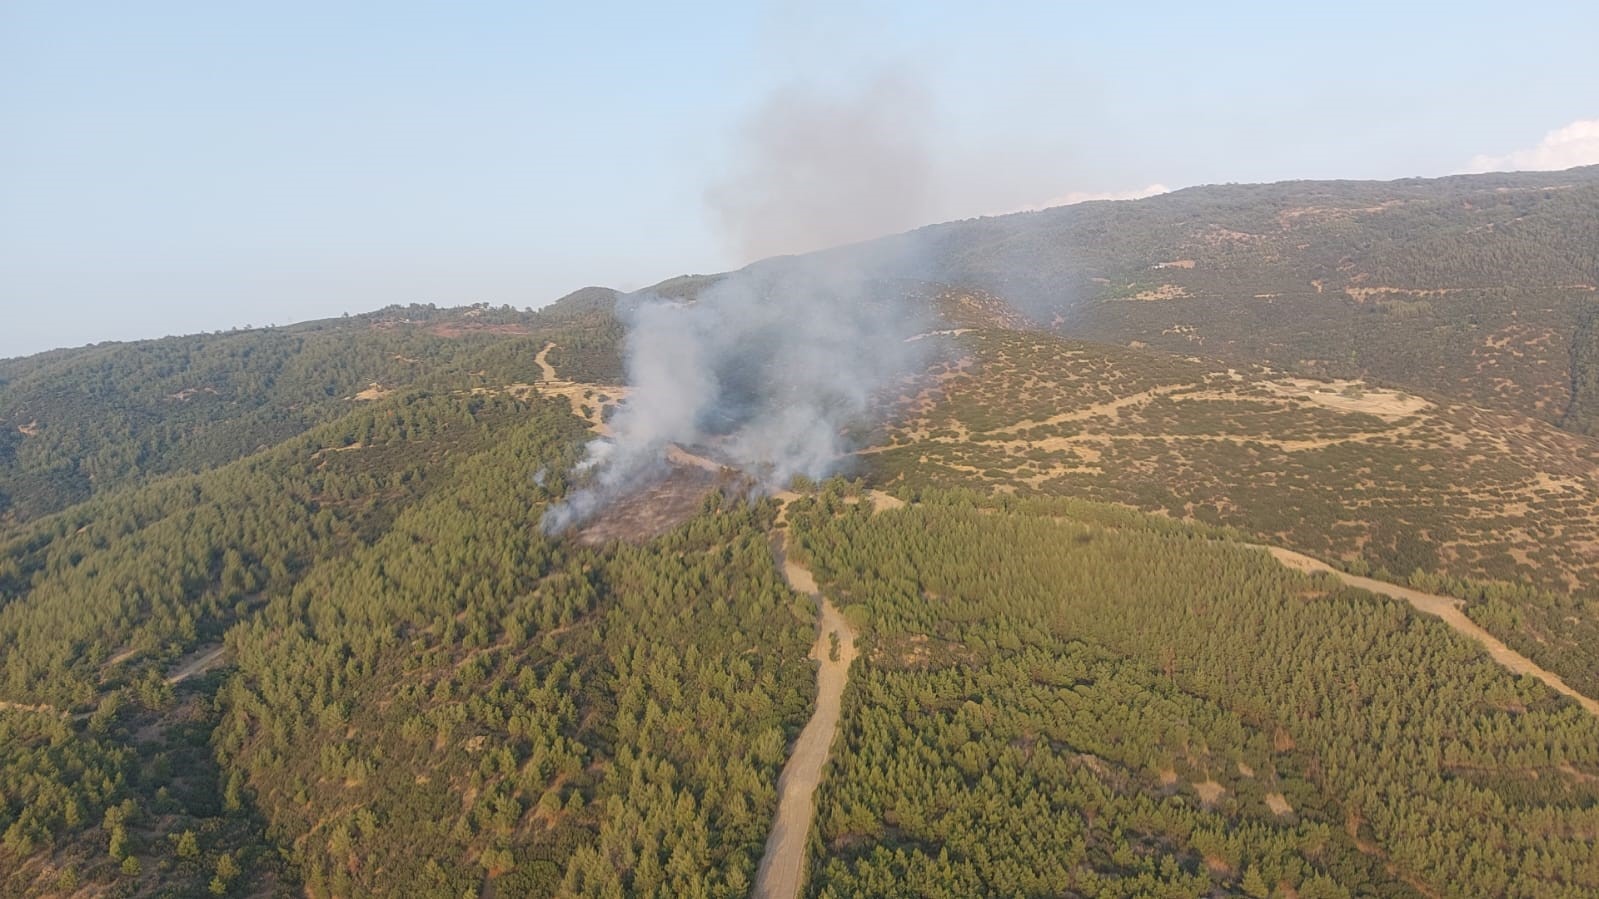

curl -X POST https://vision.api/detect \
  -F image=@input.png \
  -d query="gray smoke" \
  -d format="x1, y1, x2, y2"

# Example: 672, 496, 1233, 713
541, 74, 938, 534
707, 73, 935, 263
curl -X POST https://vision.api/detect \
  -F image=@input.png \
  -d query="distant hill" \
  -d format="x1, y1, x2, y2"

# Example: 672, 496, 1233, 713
905, 165, 1599, 432
0, 301, 617, 526
638, 166, 1599, 433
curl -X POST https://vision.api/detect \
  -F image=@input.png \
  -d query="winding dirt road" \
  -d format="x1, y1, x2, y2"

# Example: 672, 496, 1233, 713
1263, 545, 1599, 716
754, 510, 861, 899
534, 342, 625, 435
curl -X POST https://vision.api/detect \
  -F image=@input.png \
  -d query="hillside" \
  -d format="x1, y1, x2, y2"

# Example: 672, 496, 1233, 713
0, 298, 620, 527
912, 166, 1599, 431
863, 326, 1599, 699
642, 168, 1599, 432
4, 168, 1599, 897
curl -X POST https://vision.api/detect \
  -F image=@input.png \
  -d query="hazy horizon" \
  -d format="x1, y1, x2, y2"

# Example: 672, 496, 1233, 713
5, 0, 1598, 359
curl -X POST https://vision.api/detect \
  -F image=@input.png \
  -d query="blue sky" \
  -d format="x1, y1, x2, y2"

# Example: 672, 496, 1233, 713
3, 1, 1598, 358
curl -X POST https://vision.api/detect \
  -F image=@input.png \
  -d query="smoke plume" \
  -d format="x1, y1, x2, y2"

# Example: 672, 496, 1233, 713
707, 73, 935, 263
541, 74, 938, 533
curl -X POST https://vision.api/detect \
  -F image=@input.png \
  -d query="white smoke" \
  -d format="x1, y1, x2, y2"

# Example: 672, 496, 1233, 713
541, 74, 938, 533
540, 253, 932, 533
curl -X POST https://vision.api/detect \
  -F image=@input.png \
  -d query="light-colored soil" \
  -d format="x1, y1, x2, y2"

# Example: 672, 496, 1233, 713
310, 442, 366, 460
105, 646, 140, 667
0, 700, 69, 719
17, 420, 40, 436
165, 643, 228, 685
1116, 284, 1189, 302
353, 383, 391, 401
1262, 546, 1599, 717
533, 342, 627, 435
534, 342, 560, 382
904, 328, 974, 342
665, 443, 724, 473
992, 385, 1188, 435
1193, 780, 1226, 803
754, 506, 861, 899
1264, 378, 1428, 419
865, 490, 905, 514
1265, 792, 1294, 816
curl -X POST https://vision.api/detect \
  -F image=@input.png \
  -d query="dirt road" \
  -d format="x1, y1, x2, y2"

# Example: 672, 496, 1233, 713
165, 643, 228, 685
533, 342, 624, 435
1263, 546, 1599, 716
753, 516, 861, 899
534, 342, 560, 382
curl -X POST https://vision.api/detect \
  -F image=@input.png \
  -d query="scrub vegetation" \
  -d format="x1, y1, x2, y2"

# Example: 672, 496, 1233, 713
4, 168, 1599, 897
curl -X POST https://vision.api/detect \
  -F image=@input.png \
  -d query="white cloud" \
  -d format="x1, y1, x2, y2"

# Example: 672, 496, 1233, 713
1003, 183, 1170, 215
1046, 183, 1172, 207
1463, 119, 1599, 173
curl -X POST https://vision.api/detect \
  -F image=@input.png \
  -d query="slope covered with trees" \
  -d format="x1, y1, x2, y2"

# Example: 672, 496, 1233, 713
864, 326, 1599, 700
0, 297, 621, 528
4, 167, 1599, 896
792, 490, 1599, 898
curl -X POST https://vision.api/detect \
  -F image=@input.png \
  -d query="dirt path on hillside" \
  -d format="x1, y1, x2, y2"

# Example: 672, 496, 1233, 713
533, 342, 626, 435
534, 342, 560, 382
0, 700, 69, 720
991, 384, 1191, 435
1263, 546, 1599, 716
754, 503, 864, 899
166, 643, 229, 685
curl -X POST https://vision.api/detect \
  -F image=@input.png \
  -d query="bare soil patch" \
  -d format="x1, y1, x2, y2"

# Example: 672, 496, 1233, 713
534, 342, 628, 434
1118, 284, 1190, 302
1264, 378, 1428, 418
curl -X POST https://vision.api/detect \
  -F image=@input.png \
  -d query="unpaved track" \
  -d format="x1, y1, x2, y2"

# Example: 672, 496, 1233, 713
1264, 546, 1599, 716
166, 643, 228, 685
754, 506, 862, 899
534, 342, 625, 435
534, 342, 560, 382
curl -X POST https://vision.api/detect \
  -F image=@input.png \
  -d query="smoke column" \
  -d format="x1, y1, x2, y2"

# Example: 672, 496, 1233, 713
542, 74, 938, 533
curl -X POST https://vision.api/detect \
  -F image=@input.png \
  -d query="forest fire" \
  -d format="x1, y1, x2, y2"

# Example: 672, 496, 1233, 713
572, 443, 745, 544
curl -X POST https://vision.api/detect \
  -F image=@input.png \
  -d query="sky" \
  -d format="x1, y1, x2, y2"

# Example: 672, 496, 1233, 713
3, 1, 1598, 359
